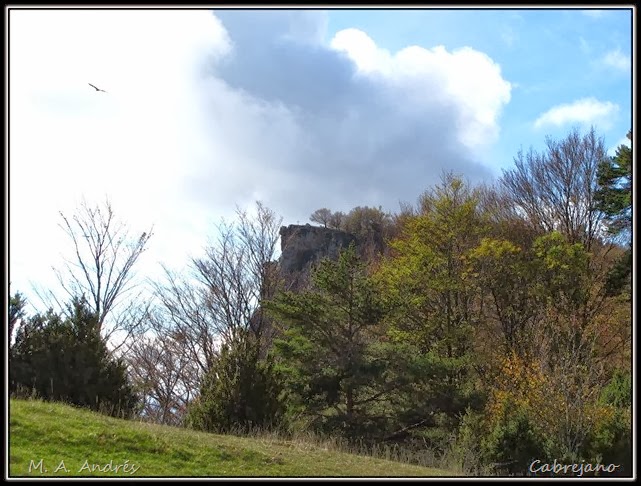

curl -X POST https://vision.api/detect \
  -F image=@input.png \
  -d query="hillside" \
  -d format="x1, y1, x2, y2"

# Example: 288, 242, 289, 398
9, 399, 455, 477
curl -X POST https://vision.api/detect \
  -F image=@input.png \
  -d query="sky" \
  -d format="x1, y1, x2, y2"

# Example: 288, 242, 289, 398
7, 6, 634, 314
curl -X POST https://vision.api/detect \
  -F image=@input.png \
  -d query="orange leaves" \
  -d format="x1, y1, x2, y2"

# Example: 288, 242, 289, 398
486, 351, 559, 433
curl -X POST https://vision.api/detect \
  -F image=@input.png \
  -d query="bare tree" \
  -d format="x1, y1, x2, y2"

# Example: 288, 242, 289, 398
152, 265, 222, 377
310, 207, 346, 230
235, 201, 283, 343
531, 311, 607, 460
152, 201, 282, 383
127, 315, 200, 426
328, 211, 345, 230
48, 197, 153, 352
310, 208, 333, 228
501, 126, 607, 251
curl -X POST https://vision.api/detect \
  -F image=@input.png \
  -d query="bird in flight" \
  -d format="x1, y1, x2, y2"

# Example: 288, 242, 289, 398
88, 83, 107, 93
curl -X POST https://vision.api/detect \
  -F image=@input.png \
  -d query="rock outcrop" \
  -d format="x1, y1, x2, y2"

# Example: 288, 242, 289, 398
278, 224, 358, 290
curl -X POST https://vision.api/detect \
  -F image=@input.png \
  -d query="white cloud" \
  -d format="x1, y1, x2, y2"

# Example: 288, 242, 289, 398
534, 98, 619, 129
331, 28, 393, 74
9, 10, 512, 310
330, 28, 512, 150
600, 48, 631, 72
9, 9, 231, 306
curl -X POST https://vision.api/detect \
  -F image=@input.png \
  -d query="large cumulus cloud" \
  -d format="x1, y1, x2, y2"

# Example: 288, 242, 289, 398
9, 9, 512, 303
187, 10, 512, 222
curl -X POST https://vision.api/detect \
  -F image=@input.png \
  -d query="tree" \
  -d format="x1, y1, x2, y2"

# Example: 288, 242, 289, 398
376, 174, 487, 442
464, 229, 628, 472
10, 297, 139, 418
342, 206, 394, 258
267, 244, 403, 441
595, 131, 632, 242
154, 202, 282, 365
46, 197, 153, 352
328, 210, 346, 230
310, 207, 345, 230
501, 127, 607, 250
468, 238, 540, 357
186, 330, 284, 434
9, 290, 27, 347
310, 208, 333, 228
381, 174, 486, 356
126, 318, 200, 426
148, 202, 282, 416
595, 131, 632, 296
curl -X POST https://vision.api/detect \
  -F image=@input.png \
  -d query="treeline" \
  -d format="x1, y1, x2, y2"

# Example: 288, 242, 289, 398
9, 127, 632, 476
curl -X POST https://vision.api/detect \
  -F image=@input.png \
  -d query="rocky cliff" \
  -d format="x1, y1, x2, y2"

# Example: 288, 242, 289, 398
278, 224, 359, 290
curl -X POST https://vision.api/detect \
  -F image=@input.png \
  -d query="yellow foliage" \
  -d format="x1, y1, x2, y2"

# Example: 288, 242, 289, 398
487, 351, 560, 431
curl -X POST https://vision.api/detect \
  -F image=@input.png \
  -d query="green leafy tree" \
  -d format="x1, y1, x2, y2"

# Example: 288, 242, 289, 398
599, 369, 631, 409
531, 231, 591, 317
9, 297, 139, 418
482, 401, 549, 476
372, 175, 488, 447
580, 369, 632, 475
379, 175, 485, 363
468, 238, 540, 357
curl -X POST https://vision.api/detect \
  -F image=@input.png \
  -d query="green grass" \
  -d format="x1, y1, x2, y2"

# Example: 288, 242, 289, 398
9, 399, 456, 477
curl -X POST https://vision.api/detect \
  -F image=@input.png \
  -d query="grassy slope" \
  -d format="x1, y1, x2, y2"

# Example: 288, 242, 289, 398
9, 399, 455, 477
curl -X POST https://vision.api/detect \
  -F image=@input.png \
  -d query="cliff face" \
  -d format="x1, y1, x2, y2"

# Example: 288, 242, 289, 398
278, 224, 358, 289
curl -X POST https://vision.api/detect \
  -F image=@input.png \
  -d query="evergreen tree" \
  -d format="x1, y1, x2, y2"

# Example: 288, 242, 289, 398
10, 296, 139, 418
267, 243, 405, 441
596, 131, 632, 241
187, 331, 284, 434
595, 131, 632, 296
9, 290, 27, 346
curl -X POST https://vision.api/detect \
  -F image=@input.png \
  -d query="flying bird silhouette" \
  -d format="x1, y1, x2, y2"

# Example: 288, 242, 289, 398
88, 83, 107, 93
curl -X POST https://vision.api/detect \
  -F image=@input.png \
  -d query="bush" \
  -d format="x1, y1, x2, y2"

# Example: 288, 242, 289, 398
187, 333, 284, 434
449, 408, 488, 475
583, 405, 631, 476
9, 297, 139, 418
599, 369, 631, 409
578, 370, 633, 476
481, 401, 549, 476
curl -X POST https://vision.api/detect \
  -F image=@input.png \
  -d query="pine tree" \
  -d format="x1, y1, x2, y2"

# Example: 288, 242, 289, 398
595, 131, 632, 296
267, 244, 408, 441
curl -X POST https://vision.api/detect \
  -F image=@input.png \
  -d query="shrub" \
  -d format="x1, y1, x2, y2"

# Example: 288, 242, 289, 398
9, 297, 139, 418
482, 400, 549, 476
580, 370, 633, 476
187, 333, 284, 434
